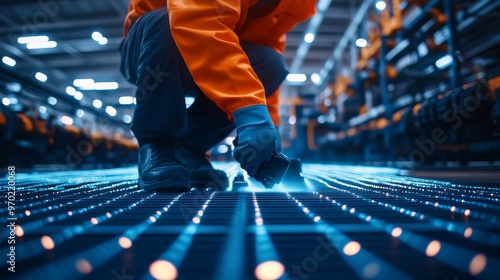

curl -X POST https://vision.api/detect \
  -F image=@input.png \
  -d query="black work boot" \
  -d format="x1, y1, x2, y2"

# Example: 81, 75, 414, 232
138, 139, 191, 192
176, 145, 229, 189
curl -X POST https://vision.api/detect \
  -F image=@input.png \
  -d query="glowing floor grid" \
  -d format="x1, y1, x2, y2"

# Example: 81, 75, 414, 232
1, 163, 499, 280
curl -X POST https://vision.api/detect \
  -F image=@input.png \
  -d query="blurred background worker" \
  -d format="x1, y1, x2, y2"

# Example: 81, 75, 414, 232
120, 0, 316, 191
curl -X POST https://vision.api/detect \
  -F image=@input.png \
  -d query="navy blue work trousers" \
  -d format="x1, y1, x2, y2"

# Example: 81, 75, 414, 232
120, 8, 288, 151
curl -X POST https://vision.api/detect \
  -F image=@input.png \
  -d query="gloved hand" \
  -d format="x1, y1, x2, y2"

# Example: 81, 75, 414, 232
275, 126, 282, 151
233, 105, 277, 177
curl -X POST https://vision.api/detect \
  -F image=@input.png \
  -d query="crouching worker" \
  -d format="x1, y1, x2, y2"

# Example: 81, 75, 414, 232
120, 0, 316, 191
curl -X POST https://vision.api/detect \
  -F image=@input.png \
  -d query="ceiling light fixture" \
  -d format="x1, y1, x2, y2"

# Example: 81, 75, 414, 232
66, 86, 76, 96
92, 32, 103, 41
18, 35, 49, 44
35, 72, 47, 82
105, 106, 117, 116
286, 73, 307, 83
119, 96, 134, 105
98, 37, 108, 45
47, 96, 57, 105
26, 41, 57, 49
375, 1, 387, 11
74, 91, 83, 100
93, 99, 102, 109
304, 33, 315, 43
355, 38, 368, 47
93, 82, 118, 90
2, 56, 16, 67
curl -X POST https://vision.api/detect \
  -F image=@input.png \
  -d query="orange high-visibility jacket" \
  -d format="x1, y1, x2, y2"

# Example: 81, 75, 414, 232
124, 0, 316, 125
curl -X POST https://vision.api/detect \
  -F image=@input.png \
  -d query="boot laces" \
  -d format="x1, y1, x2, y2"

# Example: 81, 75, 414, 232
181, 147, 212, 171
150, 140, 176, 164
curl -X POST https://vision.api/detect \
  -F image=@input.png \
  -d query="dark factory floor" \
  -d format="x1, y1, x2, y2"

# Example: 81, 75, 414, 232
1, 163, 499, 280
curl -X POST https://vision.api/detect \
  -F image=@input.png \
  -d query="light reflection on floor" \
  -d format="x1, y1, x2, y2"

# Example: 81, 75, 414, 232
1, 163, 499, 280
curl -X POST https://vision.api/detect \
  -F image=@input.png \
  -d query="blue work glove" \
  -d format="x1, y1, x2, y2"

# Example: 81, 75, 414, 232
275, 126, 282, 151
233, 105, 277, 177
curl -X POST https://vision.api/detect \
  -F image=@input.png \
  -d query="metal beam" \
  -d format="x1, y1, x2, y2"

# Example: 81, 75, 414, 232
289, 0, 333, 73
319, 0, 376, 88
0, 17, 123, 34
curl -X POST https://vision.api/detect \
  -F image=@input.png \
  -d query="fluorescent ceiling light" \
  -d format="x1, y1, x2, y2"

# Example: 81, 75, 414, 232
76, 109, 85, 118
18, 35, 49, 44
74, 80, 118, 90
6, 82, 22, 92
74, 91, 83, 100
93, 99, 102, 108
435, 54, 453, 69
92, 32, 103, 41
66, 86, 76, 96
356, 38, 368, 47
311, 73, 322, 85
123, 115, 132, 124
26, 41, 57, 49
73, 79, 94, 87
105, 106, 117, 116
375, 1, 386, 11
39, 106, 47, 113
119, 96, 134, 105
9, 97, 18, 104
2, 97, 10, 106
35, 72, 47, 82
93, 82, 118, 90
286, 73, 307, 83
98, 37, 108, 45
61, 116, 73, 125
48, 96, 57, 105
304, 33, 315, 43
2, 56, 16, 67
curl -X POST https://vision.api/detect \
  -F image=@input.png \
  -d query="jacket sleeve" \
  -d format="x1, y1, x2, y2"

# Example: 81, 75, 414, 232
266, 88, 281, 126
167, 0, 267, 119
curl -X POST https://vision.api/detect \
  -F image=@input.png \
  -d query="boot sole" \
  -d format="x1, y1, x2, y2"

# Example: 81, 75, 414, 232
139, 179, 191, 192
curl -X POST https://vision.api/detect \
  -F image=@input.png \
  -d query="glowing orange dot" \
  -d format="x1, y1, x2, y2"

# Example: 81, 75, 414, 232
149, 216, 157, 223
350, 208, 355, 213
119, 237, 132, 249
15, 225, 24, 237
25, 210, 31, 216
391, 227, 402, 238
464, 227, 473, 238
343, 241, 361, 256
90, 217, 98, 225
149, 260, 177, 280
469, 254, 487, 276
425, 240, 441, 257
76, 259, 92, 274
254, 261, 285, 280
313, 216, 321, 222
197, 210, 204, 216
464, 209, 471, 216
41, 236, 55, 250
256, 218, 263, 226
342, 205, 347, 210
106, 212, 112, 218
450, 206, 456, 212
192, 217, 200, 224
